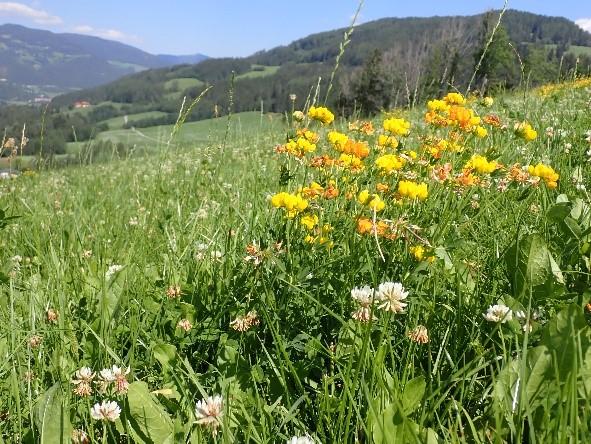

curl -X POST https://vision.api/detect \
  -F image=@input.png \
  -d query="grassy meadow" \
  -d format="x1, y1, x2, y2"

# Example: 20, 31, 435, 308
1, 76, 591, 444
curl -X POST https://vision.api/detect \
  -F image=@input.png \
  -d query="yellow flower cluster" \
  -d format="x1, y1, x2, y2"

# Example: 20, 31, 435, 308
474, 126, 488, 138
338, 153, 364, 171
514, 122, 538, 141
305, 224, 334, 248
299, 181, 324, 199
427, 99, 450, 113
375, 154, 406, 174
298, 129, 319, 143
308, 106, 335, 125
528, 163, 559, 188
464, 155, 499, 174
299, 181, 339, 200
269, 97, 561, 251
383, 118, 411, 136
423, 92, 494, 135
271, 192, 309, 218
398, 180, 429, 200
282, 137, 316, 157
482, 97, 494, 107
358, 190, 386, 212
409, 245, 435, 262
444, 92, 466, 105
537, 76, 591, 97
327, 131, 348, 150
447, 106, 482, 132
377, 134, 399, 149
300, 214, 319, 230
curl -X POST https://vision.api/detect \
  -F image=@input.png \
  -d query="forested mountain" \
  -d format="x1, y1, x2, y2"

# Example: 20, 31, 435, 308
2, 9, 591, 157
53, 10, 591, 122
0, 24, 207, 101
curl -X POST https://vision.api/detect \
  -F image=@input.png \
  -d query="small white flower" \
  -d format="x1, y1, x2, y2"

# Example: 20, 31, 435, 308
351, 307, 374, 323
515, 309, 542, 332
376, 282, 408, 313
105, 264, 124, 280
73, 367, 95, 383
287, 436, 316, 444
351, 286, 374, 306
195, 395, 224, 434
90, 400, 121, 422
195, 208, 208, 219
71, 429, 89, 444
99, 367, 116, 382
484, 304, 513, 323
72, 366, 95, 397
177, 318, 193, 331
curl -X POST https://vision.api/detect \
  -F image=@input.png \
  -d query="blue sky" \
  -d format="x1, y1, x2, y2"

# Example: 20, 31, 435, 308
0, 1, 590, 56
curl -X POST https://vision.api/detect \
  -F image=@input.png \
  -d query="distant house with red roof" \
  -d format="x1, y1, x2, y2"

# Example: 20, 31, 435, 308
74, 101, 91, 109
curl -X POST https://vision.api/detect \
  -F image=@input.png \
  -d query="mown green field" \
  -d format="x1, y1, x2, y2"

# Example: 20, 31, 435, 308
1, 79, 591, 443
67, 111, 283, 153
235, 65, 280, 80
97, 111, 169, 130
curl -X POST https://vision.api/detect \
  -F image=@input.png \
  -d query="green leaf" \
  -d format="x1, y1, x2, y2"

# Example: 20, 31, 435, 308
152, 342, 177, 369
402, 376, 426, 415
541, 304, 591, 377
127, 382, 174, 444
370, 402, 421, 444
35, 383, 71, 444
505, 233, 565, 301
546, 201, 571, 223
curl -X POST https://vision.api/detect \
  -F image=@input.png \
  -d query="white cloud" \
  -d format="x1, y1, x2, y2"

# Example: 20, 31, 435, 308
71, 24, 140, 44
0, 2, 62, 25
576, 18, 591, 33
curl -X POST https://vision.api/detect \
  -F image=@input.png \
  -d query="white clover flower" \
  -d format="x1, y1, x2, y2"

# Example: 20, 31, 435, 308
72, 366, 95, 397
111, 365, 130, 394
350, 286, 374, 306
515, 309, 543, 332
195, 395, 224, 434
376, 282, 408, 313
99, 367, 116, 382
71, 429, 89, 444
287, 436, 316, 444
484, 304, 513, 323
105, 264, 124, 280
90, 400, 121, 422
73, 367, 95, 383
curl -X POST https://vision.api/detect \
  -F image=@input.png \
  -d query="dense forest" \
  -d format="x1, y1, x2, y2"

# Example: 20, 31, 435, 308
3, 9, 591, 156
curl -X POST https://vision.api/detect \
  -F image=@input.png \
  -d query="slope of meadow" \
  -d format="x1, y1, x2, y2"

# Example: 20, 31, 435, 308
0, 78, 591, 443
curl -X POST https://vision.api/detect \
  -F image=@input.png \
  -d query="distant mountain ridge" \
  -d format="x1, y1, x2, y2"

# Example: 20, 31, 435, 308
52, 9, 591, 122
0, 23, 208, 101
